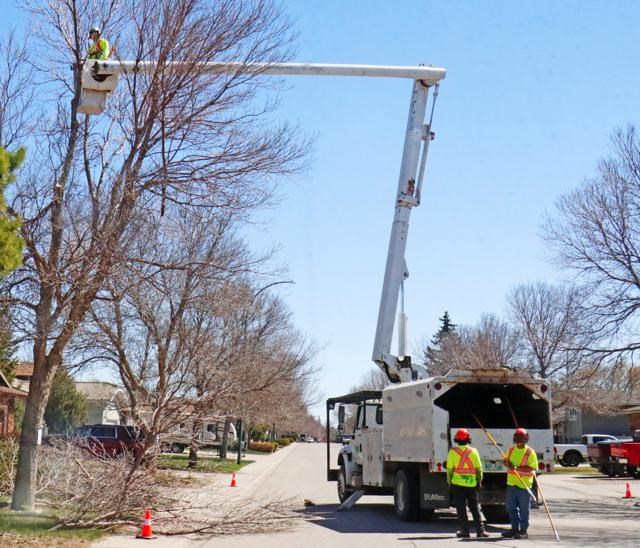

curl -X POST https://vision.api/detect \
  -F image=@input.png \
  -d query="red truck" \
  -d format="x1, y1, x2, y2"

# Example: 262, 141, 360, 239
610, 441, 640, 479
588, 431, 640, 478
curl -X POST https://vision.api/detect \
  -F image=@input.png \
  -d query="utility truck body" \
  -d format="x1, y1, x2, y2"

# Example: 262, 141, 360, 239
326, 369, 554, 522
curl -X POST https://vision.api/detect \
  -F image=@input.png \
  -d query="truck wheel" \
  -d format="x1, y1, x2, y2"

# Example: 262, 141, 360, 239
394, 469, 420, 522
337, 465, 354, 503
628, 466, 640, 479
171, 443, 185, 454
562, 451, 582, 467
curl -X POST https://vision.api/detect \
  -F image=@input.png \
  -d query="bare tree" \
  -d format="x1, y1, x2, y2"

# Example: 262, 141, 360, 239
507, 282, 590, 379
543, 126, 640, 354
421, 313, 521, 375
3, 0, 307, 510
218, 287, 318, 434
0, 31, 36, 149
353, 366, 391, 391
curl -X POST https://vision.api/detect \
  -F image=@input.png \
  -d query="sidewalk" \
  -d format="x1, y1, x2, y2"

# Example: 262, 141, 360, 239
94, 444, 298, 547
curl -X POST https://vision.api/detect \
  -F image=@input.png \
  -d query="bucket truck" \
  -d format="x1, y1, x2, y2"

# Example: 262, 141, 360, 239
317, 68, 554, 524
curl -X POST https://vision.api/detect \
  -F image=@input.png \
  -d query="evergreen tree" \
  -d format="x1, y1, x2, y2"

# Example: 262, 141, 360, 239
431, 311, 457, 345
44, 368, 87, 434
0, 146, 25, 277
0, 304, 17, 382
424, 311, 458, 375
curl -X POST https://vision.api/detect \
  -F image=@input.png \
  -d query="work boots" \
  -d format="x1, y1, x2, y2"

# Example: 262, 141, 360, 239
514, 529, 528, 539
456, 530, 470, 538
501, 529, 516, 538
477, 527, 490, 538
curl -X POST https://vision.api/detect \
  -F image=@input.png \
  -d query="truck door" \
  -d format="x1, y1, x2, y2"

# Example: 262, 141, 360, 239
353, 404, 365, 466
362, 405, 384, 487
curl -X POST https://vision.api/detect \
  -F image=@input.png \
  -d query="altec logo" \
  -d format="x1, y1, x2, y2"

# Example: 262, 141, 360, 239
423, 493, 446, 502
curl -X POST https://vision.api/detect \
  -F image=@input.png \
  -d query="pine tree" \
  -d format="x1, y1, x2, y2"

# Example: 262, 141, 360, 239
0, 146, 25, 278
44, 368, 87, 434
424, 311, 458, 375
431, 311, 457, 345
0, 304, 17, 381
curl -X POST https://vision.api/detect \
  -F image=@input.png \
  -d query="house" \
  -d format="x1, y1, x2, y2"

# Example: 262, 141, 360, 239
0, 370, 28, 436
75, 381, 126, 425
11, 361, 34, 392
554, 403, 640, 443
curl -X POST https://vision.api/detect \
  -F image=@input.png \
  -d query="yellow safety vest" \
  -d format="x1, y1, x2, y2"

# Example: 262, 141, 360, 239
88, 38, 110, 60
506, 445, 538, 489
447, 445, 481, 487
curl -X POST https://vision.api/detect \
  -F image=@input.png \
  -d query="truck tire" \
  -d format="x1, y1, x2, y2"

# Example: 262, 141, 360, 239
337, 465, 354, 503
561, 451, 583, 467
393, 469, 420, 522
171, 443, 185, 454
628, 466, 640, 479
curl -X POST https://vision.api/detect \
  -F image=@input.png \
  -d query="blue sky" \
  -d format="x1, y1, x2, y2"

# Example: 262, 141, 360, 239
267, 1, 639, 415
5, 2, 640, 417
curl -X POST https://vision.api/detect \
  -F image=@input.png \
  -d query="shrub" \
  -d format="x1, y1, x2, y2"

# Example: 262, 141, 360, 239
249, 441, 276, 453
0, 436, 19, 496
275, 437, 292, 447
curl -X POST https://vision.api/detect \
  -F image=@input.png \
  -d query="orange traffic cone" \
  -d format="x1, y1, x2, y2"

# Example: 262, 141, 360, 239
230, 472, 237, 487
623, 483, 632, 499
136, 508, 156, 539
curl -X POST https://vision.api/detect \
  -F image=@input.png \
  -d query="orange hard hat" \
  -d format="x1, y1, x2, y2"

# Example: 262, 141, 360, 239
514, 427, 529, 442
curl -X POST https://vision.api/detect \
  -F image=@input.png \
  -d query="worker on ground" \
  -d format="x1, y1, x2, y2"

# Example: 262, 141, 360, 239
87, 26, 110, 60
446, 428, 489, 538
502, 427, 538, 539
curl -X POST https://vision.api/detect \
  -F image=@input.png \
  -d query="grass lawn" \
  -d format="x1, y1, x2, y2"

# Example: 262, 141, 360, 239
0, 505, 106, 546
157, 454, 253, 473
551, 465, 600, 474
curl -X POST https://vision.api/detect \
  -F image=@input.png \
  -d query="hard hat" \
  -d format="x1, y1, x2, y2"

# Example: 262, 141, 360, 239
89, 26, 101, 35
513, 427, 529, 442
454, 428, 471, 444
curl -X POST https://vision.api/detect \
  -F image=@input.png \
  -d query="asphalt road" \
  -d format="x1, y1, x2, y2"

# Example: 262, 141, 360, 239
96, 443, 640, 548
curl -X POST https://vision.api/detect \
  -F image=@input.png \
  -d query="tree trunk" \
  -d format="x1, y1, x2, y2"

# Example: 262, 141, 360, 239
11, 355, 57, 510
188, 420, 201, 468
219, 416, 232, 459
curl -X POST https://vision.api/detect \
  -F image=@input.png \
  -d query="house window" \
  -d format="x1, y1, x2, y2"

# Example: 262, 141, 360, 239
567, 408, 578, 422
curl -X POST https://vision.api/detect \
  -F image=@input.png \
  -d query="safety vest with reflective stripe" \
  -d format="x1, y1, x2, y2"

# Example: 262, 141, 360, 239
446, 445, 482, 487
506, 445, 538, 489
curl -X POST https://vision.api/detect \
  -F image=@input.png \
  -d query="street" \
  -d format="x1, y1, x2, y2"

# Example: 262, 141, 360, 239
96, 443, 640, 548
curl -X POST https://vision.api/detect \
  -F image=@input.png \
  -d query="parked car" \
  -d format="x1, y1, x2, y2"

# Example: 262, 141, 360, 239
72, 424, 143, 457
554, 434, 620, 467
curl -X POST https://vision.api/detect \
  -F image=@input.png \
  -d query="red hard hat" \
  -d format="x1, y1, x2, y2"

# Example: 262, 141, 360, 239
454, 428, 471, 443
514, 427, 529, 441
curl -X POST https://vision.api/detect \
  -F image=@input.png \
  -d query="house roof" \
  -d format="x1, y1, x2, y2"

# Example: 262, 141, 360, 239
75, 381, 124, 402
14, 362, 34, 378
0, 370, 28, 398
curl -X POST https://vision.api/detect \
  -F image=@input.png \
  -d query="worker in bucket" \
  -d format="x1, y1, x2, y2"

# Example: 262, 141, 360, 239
88, 26, 110, 60
446, 428, 489, 538
502, 427, 538, 539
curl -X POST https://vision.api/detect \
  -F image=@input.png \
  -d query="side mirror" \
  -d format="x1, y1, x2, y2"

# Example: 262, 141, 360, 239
338, 405, 345, 425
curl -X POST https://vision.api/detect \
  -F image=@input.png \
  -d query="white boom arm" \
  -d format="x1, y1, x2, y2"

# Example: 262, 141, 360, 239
78, 60, 445, 383
372, 80, 437, 383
